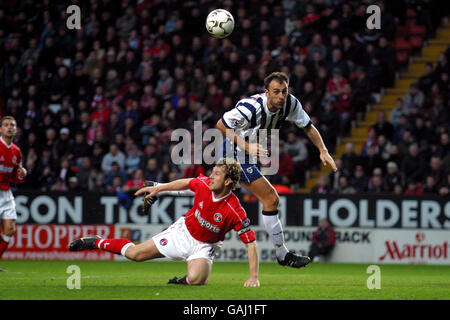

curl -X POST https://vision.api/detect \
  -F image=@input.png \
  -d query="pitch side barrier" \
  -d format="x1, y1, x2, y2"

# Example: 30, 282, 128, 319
5, 192, 449, 264
12, 191, 450, 228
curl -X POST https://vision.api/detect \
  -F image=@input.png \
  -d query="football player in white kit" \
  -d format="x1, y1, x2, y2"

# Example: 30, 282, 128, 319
216, 72, 337, 268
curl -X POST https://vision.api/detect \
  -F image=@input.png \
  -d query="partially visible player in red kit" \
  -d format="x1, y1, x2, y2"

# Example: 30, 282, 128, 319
69, 158, 260, 287
0, 116, 27, 267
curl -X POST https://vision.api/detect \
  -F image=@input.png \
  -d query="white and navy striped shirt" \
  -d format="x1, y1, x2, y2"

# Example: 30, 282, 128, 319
221, 92, 312, 163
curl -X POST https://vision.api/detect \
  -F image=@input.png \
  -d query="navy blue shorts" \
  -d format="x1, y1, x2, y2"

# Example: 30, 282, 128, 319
239, 163, 263, 183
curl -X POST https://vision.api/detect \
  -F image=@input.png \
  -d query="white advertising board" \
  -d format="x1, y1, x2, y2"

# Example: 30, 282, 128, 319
373, 229, 450, 264
113, 224, 449, 264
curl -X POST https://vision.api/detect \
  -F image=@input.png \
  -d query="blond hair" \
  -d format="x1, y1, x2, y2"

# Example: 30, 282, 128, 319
216, 158, 242, 190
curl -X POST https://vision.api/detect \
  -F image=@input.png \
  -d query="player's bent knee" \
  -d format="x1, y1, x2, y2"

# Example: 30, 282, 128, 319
4, 225, 15, 237
263, 191, 279, 210
187, 274, 208, 285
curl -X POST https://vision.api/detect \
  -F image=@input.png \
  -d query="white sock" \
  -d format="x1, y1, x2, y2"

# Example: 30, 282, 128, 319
1, 233, 12, 242
121, 242, 135, 257
262, 213, 289, 260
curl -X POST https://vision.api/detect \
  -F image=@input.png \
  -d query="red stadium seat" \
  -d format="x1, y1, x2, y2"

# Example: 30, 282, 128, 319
396, 25, 410, 38
410, 36, 423, 49
396, 51, 409, 65
406, 8, 417, 18
409, 25, 426, 37
393, 37, 412, 53
406, 9, 418, 26
393, 37, 412, 65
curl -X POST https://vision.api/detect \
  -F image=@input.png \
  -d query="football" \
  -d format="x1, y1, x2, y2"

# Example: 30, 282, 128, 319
205, 9, 235, 38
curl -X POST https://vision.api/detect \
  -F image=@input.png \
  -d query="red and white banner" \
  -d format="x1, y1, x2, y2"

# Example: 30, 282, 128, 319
112, 224, 450, 264
2, 225, 115, 260
375, 230, 450, 264
3, 224, 449, 264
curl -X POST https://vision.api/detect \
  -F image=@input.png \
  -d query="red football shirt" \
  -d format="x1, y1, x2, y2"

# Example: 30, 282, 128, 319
184, 176, 255, 244
0, 137, 25, 190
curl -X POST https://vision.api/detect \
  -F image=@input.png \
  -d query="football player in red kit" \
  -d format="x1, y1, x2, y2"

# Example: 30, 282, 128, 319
69, 158, 260, 287
0, 116, 27, 267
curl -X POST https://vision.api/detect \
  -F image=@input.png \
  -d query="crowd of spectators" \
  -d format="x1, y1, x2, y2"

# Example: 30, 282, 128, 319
314, 52, 450, 195
0, 0, 448, 195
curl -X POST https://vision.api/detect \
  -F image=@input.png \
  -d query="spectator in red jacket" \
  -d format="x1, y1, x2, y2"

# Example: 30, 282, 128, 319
308, 218, 336, 262
122, 169, 145, 192
276, 143, 294, 185
183, 152, 205, 178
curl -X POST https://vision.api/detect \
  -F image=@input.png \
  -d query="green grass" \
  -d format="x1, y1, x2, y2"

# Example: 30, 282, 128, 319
0, 260, 449, 300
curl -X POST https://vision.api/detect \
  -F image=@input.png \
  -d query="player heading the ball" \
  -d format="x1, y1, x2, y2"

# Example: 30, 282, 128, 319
216, 71, 337, 268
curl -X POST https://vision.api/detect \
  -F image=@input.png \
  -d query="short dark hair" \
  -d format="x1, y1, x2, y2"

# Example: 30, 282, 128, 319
264, 72, 289, 89
0, 116, 16, 127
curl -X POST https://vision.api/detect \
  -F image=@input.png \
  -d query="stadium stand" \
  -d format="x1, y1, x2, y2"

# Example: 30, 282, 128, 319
0, 0, 448, 196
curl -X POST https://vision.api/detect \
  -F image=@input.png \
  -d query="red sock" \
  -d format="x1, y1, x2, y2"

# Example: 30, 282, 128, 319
94, 238, 133, 255
0, 239, 9, 258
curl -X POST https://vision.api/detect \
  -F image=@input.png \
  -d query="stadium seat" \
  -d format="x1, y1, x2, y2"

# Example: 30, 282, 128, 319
409, 25, 426, 37
408, 25, 427, 51
406, 9, 418, 26
393, 37, 412, 53
393, 37, 411, 65
406, 8, 417, 18
396, 51, 410, 65
409, 36, 423, 50
395, 25, 410, 38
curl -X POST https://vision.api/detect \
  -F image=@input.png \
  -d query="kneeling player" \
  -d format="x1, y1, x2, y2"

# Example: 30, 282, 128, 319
69, 158, 260, 287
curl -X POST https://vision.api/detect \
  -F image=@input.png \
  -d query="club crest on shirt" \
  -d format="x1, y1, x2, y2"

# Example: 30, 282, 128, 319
12, 156, 17, 165
246, 167, 253, 174
214, 213, 223, 222
199, 201, 204, 209
160, 238, 168, 246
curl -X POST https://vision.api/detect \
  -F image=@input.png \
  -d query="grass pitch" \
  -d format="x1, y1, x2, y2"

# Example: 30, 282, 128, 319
0, 260, 449, 300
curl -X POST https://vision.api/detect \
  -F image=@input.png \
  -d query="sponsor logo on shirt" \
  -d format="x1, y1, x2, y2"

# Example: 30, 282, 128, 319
0, 165, 14, 173
195, 210, 221, 233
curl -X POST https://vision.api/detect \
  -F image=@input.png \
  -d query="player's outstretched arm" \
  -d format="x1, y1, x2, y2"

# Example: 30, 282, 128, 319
135, 178, 193, 199
303, 124, 337, 172
244, 241, 260, 287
